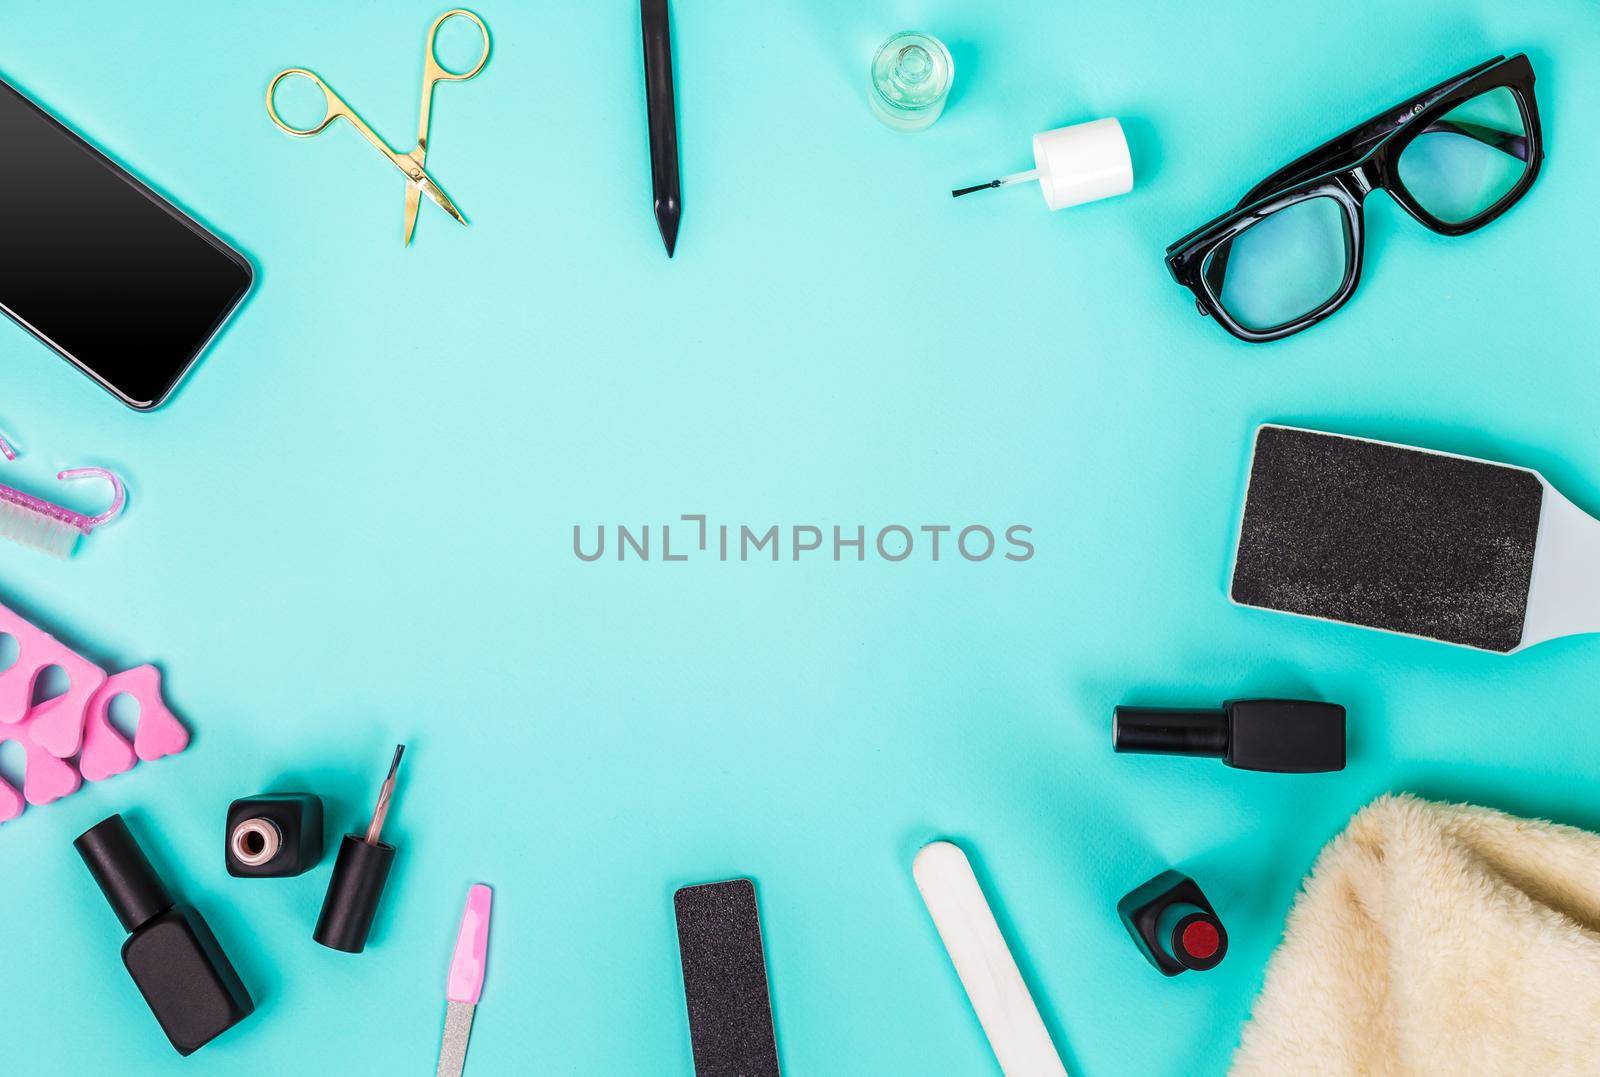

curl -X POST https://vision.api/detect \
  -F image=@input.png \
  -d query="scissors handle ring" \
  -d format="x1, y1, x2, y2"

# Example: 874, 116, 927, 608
265, 68, 342, 137
425, 9, 491, 84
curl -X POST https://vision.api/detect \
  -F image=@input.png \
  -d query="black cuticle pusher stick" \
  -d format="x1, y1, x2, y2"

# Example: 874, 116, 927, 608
641, 0, 680, 257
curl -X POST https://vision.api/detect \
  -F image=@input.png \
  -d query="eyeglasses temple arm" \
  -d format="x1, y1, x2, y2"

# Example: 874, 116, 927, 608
1418, 119, 1529, 162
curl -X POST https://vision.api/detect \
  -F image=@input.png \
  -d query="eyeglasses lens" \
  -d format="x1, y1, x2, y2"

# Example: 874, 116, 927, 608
1201, 196, 1350, 332
1397, 86, 1531, 225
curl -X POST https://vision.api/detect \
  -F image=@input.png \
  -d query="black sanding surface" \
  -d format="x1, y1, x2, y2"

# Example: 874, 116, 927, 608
674, 879, 781, 1077
1231, 426, 1543, 652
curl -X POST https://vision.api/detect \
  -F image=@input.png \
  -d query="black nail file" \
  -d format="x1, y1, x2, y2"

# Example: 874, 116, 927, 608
1231, 424, 1600, 653
673, 879, 781, 1077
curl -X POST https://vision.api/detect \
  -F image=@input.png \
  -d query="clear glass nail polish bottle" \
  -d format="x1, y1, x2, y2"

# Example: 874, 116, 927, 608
869, 31, 953, 132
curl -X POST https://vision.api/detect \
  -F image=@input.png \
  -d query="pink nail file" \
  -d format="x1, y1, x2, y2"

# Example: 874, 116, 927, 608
437, 883, 493, 1077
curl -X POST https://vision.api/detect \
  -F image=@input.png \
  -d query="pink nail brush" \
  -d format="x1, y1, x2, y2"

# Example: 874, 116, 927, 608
0, 466, 125, 558
436, 883, 493, 1077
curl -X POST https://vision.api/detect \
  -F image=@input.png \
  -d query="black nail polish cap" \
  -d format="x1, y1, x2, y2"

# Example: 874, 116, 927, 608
313, 834, 395, 953
75, 814, 173, 931
1113, 698, 1345, 773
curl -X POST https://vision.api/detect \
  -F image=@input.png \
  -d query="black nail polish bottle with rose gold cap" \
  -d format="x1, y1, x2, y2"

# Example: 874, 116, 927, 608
1118, 870, 1228, 976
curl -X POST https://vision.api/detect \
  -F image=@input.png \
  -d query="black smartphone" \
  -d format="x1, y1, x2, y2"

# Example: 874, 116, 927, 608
0, 76, 252, 410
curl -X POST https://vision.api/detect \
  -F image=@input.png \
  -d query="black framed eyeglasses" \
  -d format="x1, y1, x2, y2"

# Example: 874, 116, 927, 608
1165, 53, 1542, 343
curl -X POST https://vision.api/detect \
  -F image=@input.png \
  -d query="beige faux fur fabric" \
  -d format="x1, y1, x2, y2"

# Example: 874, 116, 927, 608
1232, 794, 1600, 1076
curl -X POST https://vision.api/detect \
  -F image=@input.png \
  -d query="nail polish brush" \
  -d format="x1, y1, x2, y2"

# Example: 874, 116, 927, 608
315, 744, 404, 953
952, 116, 1133, 211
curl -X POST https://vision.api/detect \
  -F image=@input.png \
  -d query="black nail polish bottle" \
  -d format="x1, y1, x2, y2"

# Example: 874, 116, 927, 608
1118, 870, 1228, 976
74, 814, 255, 1055
1113, 698, 1345, 772
226, 792, 324, 877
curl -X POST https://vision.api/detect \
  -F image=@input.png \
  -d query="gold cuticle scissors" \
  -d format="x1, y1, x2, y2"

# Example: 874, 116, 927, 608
265, 9, 490, 244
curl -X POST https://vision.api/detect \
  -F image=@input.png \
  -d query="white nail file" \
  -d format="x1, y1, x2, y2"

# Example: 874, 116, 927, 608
913, 841, 1070, 1077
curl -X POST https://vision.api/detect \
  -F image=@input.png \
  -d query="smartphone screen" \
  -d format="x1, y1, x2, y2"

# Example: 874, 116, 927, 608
0, 77, 252, 409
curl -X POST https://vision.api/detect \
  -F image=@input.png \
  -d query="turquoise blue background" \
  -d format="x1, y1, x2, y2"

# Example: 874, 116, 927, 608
4, 2, 1599, 1073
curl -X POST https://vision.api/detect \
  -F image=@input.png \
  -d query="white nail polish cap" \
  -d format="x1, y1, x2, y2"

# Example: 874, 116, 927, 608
1032, 117, 1133, 210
